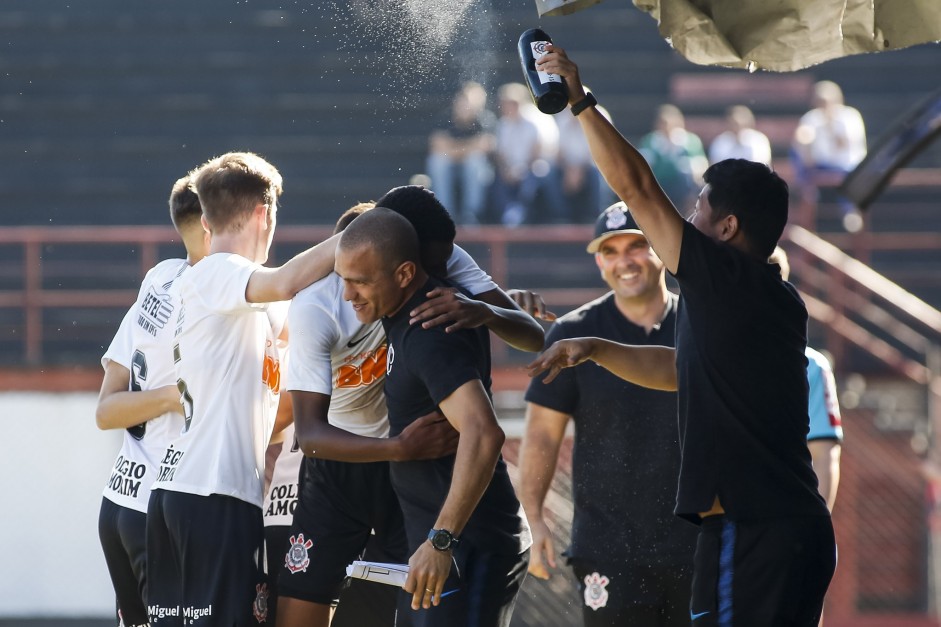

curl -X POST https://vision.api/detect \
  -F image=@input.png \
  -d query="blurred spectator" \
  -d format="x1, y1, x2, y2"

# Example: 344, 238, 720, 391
638, 104, 708, 212
492, 82, 566, 226
556, 93, 615, 222
426, 81, 496, 225
709, 105, 773, 166
791, 80, 867, 232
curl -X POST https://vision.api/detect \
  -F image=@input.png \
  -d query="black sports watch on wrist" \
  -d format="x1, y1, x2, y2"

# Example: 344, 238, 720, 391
427, 528, 460, 551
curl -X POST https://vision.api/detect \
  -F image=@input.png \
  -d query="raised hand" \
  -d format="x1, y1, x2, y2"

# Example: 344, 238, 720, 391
535, 43, 587, 105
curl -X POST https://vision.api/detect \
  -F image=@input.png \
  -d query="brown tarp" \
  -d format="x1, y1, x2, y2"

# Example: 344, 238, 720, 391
561, 0, 941, 71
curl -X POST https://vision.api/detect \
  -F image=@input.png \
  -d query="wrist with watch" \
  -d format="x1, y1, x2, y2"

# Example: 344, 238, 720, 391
427, 528, 460, 552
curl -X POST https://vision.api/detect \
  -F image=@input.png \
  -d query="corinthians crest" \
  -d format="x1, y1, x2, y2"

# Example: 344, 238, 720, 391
285, 533, 314, 574
605, 206, 628, 230
252, 583, 268, 623
583, 571, 610, 610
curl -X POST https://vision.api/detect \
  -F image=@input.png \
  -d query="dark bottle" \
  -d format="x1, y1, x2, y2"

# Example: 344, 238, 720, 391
518, 28, 569, 115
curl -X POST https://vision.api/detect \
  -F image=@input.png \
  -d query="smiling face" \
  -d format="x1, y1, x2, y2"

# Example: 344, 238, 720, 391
335, 242, 412, 324
594, 233, 664, 302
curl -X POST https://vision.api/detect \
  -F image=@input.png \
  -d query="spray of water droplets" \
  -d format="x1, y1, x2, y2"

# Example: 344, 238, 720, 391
327, 0, 494, 109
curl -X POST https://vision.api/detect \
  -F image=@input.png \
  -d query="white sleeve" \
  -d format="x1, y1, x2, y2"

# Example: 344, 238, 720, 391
101, 263, 163, 371
102, 305, 137, 371
284, 292, 340, 395
447, 244, 498, 296
197, 254, 266, 314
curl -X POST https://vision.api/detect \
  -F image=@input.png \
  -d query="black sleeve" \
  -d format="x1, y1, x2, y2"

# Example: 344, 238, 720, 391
673, 220, 745, 296
404, 326, 485, 406
524, 321, 579, 416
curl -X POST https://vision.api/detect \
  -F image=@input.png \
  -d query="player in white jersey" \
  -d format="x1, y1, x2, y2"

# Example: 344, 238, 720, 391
145, 152, 345, 627
277, 189, 544, 627
96, 175, 209, 627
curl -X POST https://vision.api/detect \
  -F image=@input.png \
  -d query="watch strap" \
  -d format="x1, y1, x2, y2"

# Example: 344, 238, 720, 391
571, 92, 597, 117
427, 528, 459, 551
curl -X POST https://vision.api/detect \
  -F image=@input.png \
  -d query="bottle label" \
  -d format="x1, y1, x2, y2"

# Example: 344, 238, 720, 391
530, 41, 562, 85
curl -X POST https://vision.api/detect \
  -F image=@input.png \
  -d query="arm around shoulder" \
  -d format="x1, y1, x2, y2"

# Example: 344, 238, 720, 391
245, 233, 341, 304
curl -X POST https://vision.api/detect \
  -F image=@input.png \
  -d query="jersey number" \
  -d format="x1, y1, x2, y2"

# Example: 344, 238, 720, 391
127, 350, 148, 440
176, 378, 195, 433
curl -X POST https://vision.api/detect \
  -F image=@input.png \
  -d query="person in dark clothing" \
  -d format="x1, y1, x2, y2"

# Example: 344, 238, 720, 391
529, 46, 836, 627
520, 202, 697, 626
334, 208, 531, 627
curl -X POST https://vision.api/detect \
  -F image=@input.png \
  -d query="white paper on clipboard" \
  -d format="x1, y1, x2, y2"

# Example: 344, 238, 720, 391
345, 560, 409, 587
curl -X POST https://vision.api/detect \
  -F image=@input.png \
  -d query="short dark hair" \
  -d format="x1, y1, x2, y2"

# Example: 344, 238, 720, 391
334, 202, 374, 235
338, 207, 420, 270
374, 185, 456, 245
703, 159, 789, 258
168, 174, 202, 232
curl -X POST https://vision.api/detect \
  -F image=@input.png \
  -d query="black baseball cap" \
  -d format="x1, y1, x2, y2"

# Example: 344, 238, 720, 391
586, 202, 645, 253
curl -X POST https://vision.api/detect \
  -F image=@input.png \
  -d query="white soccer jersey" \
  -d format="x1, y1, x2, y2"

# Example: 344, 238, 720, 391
284, 246, 494, 438
286, 273, 388, 437
263, 422, 302, 528
448, 244, 497, 296
100, 258, 188, 513
152, 253, 284, 508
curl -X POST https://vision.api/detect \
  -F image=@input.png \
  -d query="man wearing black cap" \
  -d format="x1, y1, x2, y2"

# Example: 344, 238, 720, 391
518, 202, 697, 626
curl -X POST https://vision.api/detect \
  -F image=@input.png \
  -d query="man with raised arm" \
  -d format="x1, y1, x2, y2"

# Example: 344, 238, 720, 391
529, 48, 836, 626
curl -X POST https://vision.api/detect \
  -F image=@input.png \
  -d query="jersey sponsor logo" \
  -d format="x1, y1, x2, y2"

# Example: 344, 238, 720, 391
346, 322, 379, 348
253, 583, 269, 623
262, 352, 281, 393
285, 533, 314, 573
264, 483, 299, 518
106, 455, 147, 499
583, 571, 610, 610
155, 444, 184, 482
336, 346, 388, 389
137, 286, 174, 338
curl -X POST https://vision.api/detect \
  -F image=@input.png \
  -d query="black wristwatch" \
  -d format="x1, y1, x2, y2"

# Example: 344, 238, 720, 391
570, 92, 597, 116
427, 528, 460, 552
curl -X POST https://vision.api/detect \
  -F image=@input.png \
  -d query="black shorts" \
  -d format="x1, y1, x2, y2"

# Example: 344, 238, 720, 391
569, 557, 692, 627
98, 497, 149, 627
278, 458, 408, 606
264, 524, 292, 626
147, 490, 268, 626
404, 544, 530, 627
690, 515, 836, 626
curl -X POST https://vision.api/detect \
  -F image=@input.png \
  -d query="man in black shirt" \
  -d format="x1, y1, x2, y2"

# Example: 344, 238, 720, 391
520, 202, 697, 626
334, 207, 531, 627
530, 48, 836, 626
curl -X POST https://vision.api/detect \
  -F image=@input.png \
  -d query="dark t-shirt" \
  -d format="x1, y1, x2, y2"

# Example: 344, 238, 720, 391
381, 277, 530, 555
436, 109, 497, 142
525, 292, 697, 566
673, 221, 829, 522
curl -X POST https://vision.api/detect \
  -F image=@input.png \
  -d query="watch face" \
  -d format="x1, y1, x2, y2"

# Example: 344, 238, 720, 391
431, 530, 452, 550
